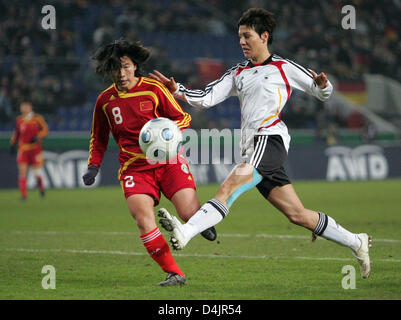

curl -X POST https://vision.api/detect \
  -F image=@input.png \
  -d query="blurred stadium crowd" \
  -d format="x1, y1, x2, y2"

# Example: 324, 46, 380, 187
0, 0, 400, 135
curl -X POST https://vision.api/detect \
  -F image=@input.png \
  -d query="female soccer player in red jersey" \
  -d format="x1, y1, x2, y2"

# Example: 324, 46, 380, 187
82, 39, 215, 286
10, 102, 48, 200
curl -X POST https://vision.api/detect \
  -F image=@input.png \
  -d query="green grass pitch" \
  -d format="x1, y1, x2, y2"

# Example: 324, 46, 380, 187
0, 179, 400, 300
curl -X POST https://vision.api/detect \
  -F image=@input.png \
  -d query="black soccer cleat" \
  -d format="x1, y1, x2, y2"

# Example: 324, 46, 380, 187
159, 218, 174, 232
39, 189, 45, 198
200, 226, 217, 241
158, 273, 186, 286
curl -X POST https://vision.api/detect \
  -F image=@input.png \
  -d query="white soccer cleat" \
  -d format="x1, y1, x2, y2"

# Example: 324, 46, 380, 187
352, 233, 372, 278
158, 208, 188, 250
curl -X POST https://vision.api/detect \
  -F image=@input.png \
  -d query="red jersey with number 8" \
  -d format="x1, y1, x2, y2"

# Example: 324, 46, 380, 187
87, 77, 191, 176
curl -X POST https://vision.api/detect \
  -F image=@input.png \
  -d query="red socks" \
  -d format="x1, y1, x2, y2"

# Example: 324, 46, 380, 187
18, 176, 45, 198
140, 227, 184, 277
18, 177, 27, 198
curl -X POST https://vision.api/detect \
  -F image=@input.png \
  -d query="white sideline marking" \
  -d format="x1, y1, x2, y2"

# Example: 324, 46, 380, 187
2, 231, 401, 243
220, 233, 401, 243
295, 256, 401, 263
1, 247, 400, 263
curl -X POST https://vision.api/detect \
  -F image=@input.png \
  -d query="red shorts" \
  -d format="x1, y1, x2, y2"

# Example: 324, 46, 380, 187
17, 148, 43, 166
120, 161, 196, 206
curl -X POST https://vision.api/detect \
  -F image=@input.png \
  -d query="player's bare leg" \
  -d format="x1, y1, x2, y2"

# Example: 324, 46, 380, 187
267, 184, 319, 230
170, 188, 200, 222
126, 194, 185, 285
267, 184, 372, 278
170, 188, 217, 241
126, 194, 157, 234
215, 163, 256, 206
17, 163, 28, 200
159, 163, 256, 249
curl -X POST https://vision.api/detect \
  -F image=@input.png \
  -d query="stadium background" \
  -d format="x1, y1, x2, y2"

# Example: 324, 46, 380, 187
0, 0, 401, 302
0, 0, 400, 189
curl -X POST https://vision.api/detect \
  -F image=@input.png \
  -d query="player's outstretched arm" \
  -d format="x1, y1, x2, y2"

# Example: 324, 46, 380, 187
152, 66, 235, 109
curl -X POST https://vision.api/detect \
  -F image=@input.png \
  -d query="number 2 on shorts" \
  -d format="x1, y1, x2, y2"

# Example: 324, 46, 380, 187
125, 175, 135, 188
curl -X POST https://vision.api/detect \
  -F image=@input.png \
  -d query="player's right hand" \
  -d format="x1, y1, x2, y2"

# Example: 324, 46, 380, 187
82, 165, 99, 185
10, 144, 16, 154
30, 137, 39, 143
149, 70, 178, 94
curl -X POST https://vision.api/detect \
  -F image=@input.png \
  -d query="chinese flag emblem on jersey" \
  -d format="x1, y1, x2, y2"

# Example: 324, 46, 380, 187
140, 100, 153, 112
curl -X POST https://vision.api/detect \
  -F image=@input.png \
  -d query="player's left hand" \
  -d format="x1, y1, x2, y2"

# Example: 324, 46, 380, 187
149, 70, 178, 94
10, 144, 16, 154
311, 71, 328, 89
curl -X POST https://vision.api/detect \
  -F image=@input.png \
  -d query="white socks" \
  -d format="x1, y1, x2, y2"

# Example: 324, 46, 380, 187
183, 199, 229, 242
314, 212, 361, 252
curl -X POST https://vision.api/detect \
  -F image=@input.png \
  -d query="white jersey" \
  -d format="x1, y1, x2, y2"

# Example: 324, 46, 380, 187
174, 54, 333, 159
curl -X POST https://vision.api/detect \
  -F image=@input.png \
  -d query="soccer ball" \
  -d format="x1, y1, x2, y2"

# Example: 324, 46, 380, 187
139, 117, 183, 162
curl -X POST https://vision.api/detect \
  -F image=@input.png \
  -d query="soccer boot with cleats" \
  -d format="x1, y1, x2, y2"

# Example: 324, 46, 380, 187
158, 208, 188, 250
158, 209, 217, 242
158, 273, 186, 286
200, 226, 217, 241
352, 233, 372, 278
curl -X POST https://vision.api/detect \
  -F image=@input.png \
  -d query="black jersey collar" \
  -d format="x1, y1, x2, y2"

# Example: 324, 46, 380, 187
247, 54, 273, 68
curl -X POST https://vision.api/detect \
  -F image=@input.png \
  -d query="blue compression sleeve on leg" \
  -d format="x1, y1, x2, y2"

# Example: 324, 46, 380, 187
226, 168, 263, 208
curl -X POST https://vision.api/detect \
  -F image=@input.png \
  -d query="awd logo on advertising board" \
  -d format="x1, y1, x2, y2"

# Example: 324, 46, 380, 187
326, 145, 388, 181
27, 151, 101, 188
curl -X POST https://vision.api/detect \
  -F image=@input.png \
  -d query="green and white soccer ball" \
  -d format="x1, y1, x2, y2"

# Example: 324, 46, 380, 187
139, 117, 183, 162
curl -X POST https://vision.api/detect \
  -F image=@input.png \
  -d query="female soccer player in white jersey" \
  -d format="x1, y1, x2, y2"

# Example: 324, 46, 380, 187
150, 8, 372, 278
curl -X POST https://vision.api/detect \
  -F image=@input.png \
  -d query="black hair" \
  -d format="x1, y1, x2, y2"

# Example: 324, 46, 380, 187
92, 39, 150, 78
238, 8, 276, 45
